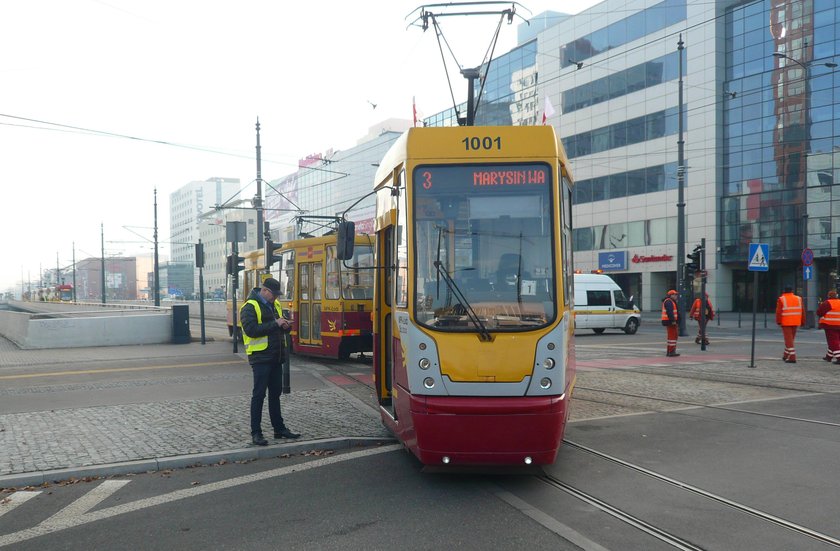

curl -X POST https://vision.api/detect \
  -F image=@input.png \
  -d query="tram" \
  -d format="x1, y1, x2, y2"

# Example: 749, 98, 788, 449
227, 234, 374, 360
57, 284, 73, 302
337, 125, 576, 466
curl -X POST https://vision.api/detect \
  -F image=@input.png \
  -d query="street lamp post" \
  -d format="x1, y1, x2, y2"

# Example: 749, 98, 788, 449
154, 188, 160, 307
676, 35, 687, 336
771, 52, 836, 328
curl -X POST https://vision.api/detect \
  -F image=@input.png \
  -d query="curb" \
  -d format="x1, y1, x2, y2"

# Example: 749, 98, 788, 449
0, 436, 396, 490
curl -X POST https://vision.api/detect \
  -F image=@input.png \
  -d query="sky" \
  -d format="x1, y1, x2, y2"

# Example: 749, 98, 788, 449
0, 0, 601, 293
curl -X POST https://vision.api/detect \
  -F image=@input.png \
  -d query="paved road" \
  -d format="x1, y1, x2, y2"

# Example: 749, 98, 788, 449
0, 310, 835, 488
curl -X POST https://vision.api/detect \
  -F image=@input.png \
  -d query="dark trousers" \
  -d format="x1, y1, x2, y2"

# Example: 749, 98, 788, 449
695, 319, 709, 341
250, 359, 285, 436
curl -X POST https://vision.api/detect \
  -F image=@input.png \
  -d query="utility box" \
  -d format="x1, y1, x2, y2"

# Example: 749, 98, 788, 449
172, 304, 191, 344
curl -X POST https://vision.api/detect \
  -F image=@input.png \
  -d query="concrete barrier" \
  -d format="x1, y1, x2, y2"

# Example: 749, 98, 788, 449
0, 310, 173, 349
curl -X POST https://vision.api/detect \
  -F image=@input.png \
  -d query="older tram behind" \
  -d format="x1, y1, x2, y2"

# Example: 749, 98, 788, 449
228, 234, 374, 360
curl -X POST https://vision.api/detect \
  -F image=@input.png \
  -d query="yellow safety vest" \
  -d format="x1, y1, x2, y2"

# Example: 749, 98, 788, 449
240, 299, 283, 355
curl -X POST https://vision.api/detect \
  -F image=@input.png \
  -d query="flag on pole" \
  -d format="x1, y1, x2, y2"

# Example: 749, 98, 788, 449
413, 96, 418, 127
542, 95, 556, 125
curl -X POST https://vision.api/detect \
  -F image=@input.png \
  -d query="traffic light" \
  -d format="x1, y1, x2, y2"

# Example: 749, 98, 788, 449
686, 246, 701, 279
265, 239, 282, 270
195, 242, 204, 268
226, 254, 245, 276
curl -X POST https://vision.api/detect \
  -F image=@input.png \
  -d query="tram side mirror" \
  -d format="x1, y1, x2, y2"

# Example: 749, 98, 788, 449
336, 220, 356, 260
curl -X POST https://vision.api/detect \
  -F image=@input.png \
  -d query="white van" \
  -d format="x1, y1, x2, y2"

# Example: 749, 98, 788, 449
573, 274, 641, 334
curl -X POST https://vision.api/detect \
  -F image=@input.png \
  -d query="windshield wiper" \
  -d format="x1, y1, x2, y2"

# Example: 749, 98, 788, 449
433, 260, 492, 342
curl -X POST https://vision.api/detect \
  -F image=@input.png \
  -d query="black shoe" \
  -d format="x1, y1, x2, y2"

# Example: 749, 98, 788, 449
784, 358, 797, 364
252, 434, 268, 446
666, 352, 680, 357
695, 337, 701, 344
823, 355, 833, 362
274, 428, 300, 439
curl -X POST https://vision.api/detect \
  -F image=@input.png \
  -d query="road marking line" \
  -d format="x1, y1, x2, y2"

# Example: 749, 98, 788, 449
488, 484, 611, 551
0, 444, 401, 548
0, 360, 241, 381
41, 480, 130, 529
0, 491, 41, 518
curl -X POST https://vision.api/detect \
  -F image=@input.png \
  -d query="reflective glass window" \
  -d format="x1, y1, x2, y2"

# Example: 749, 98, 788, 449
591, 176, 607, 201
627, 221, 645, 247
609, 174, 627, 199
647, 218, 667, 245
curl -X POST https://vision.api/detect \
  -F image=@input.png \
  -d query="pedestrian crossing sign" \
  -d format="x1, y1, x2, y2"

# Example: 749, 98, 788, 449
748, 243, 769, 271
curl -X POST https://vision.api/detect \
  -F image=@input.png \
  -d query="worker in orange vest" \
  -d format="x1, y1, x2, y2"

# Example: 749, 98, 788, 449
661, 289, 680, 357
689, 292, 714, 345
775, 285, 805, 363
816, 289, 840, 363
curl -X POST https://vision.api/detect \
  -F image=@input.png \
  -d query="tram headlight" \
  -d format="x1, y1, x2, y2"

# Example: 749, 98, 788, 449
539, 377, 552, 389
418, 358, 431, 370
423, 377, 435, 389
542, 357, 555, 370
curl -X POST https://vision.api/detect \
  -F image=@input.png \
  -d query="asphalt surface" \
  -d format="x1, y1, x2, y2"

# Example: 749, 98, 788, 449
0, 309, 836, 490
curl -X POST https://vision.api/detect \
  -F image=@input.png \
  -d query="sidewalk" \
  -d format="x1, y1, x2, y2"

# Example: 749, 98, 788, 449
0, 339, 392, 489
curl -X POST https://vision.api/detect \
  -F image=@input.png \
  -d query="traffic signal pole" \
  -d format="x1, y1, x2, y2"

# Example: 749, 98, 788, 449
231, 240, 240, 354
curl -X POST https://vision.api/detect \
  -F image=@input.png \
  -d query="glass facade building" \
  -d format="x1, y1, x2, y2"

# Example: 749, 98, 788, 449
440, 0, 840, 312
257, 0, 840, 313
721, 0, 840, 279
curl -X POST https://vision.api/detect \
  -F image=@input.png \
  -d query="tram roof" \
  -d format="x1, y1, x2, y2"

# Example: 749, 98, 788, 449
373, 126, 572, 189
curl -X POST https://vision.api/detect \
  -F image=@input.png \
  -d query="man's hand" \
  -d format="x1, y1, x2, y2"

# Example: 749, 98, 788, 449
276, 318, 291, 330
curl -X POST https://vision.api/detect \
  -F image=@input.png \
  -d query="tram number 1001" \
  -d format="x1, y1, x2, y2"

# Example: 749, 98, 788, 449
462, 136, 502, 151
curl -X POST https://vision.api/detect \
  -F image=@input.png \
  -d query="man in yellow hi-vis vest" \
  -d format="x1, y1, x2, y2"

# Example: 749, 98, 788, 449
240, 277, 299, 446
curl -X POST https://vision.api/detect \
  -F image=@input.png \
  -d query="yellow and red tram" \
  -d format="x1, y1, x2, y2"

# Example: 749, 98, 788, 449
338, 125, 576, 466
228, 234, 374, 360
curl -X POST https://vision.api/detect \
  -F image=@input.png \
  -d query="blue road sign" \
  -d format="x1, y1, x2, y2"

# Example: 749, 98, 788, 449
748, 243, 769, 272
804, 265, 813, 281
598, 251, 626, 271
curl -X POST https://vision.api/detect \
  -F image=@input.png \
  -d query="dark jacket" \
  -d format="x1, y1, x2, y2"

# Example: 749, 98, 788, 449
240, 288, 288, 364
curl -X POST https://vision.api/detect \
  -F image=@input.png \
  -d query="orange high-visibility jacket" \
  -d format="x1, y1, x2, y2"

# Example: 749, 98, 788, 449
776, 292, 804, 326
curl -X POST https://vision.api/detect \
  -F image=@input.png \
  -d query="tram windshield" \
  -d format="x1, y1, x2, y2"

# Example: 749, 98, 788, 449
330, 244, 374, 300
412, 163, 556, 331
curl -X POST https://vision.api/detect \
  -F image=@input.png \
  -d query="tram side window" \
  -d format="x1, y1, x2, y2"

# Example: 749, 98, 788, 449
395, 173, 409, 308
279, 251, 295, 300
325, 246, 340, 299
299, 264, 310, 301
312, 264, 322, 300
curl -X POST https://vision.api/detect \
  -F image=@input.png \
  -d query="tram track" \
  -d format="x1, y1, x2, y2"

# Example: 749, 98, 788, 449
539, 441, 840, 549
628, 365, 840, 395
573, 386, 840, 429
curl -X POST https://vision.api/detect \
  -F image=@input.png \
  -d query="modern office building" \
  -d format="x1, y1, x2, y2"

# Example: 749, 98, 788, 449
419, 0, 839, 315
169, 177, 242, 298
197, 198, 260, 299
251, 0, 838, 316
264, 119, 411, 242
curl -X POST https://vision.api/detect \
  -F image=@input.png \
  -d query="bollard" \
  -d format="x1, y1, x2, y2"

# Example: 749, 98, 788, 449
763, 306, 767, 328
738, 305, 742, 328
